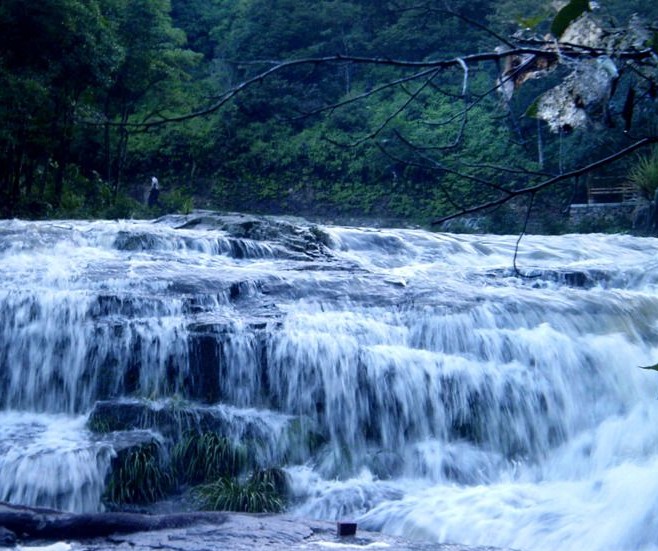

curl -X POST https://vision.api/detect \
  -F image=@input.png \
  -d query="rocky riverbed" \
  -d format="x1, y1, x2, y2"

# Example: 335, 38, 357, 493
3, 215, 658, 550
2, 508, 514, 551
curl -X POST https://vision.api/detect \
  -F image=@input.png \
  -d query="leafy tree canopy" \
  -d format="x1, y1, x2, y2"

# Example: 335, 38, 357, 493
0, 0, 656, 233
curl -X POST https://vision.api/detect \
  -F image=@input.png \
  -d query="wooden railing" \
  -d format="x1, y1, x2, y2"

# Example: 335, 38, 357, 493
587, 179, 639, 204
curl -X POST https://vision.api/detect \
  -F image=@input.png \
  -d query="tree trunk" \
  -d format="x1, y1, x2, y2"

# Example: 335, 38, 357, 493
0, 502, 228, 541
113, 107, 130, 199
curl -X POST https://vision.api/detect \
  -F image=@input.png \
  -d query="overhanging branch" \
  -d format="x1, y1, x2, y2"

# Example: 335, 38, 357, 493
431, 136, 658, 225
95, 47, 654, 129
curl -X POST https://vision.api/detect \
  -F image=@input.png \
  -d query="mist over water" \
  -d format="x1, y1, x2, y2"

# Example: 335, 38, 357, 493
1, 215, 658, 551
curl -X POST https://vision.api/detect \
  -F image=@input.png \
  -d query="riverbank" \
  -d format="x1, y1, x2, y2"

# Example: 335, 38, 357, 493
0, 504, 515, 551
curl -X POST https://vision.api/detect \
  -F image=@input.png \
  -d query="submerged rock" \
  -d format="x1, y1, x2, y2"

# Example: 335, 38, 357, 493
87, 399, 322, 469
87, 400, 281, 440
169, 212, 334, 261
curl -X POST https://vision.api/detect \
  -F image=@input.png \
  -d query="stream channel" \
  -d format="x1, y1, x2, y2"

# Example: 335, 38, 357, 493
1, 213, 658, 551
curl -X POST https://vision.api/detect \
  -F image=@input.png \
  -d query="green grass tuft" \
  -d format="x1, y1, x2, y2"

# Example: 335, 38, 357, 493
172, 431, 248, 485
193, 468, 289, 513
104, 441, 173, 505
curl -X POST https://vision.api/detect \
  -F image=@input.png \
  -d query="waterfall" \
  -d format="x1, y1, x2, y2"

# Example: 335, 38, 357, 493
1, 214, 658, 551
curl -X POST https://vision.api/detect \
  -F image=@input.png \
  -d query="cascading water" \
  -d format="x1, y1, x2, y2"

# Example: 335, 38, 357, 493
1, 213, 658, 551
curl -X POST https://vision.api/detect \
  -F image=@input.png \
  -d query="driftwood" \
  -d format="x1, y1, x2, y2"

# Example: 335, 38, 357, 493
0, 502, 228, 541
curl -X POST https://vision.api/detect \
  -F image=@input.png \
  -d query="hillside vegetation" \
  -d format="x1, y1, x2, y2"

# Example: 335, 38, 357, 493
1, 0, 657, 232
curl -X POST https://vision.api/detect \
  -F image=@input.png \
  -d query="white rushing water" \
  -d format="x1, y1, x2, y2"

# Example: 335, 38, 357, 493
1, 215, 658, 551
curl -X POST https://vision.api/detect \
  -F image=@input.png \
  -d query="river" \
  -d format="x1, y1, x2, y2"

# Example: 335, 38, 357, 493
1, 213, 658, 551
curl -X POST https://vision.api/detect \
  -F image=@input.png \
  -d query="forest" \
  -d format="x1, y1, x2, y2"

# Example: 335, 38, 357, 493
1, 0, 657, 232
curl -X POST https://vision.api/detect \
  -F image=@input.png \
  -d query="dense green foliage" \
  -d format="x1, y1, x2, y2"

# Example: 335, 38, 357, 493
102, 431, 289, 512
1, 0, 657, 230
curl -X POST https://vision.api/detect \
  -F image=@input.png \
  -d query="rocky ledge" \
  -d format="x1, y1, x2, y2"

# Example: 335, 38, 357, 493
0, 503, 515, 551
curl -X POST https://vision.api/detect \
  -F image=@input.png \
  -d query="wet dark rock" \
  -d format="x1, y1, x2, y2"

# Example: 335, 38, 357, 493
87, 400, 309, 455
187, 334, 221, 403
559, 270, 608, 288
113, 231, 163, 252
0, 501, 228, 540
88, 400, 226, 437
0, 502, 517, 551
0, 526, 16, 547
171, 213, 333, 261
89, 295, 174, 319
631, 200, 658, 235
486, 267, 610, 288
187, 323, 269, 404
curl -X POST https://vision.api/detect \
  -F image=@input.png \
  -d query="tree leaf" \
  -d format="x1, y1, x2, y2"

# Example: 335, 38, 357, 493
639, 362, 658, 372
551, 0, 591, 39
517, 14, 547, 30
525, 98, 541, 118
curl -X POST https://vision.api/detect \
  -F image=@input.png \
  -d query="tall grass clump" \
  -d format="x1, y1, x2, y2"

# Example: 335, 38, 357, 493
172, 431, 248, 485
628, 147, 658, 198
193, 468, 289, 513
104, 441, 173, 505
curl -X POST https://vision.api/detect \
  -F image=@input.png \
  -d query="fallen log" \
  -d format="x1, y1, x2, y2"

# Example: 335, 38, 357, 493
0, 502, 228, 541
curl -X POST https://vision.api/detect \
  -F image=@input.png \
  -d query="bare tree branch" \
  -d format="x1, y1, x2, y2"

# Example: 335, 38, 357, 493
513, 193, 539, 277
454, 160, 551, 178
380, 136, 516, 196
290, 67, 440, 121
94, 47, 654, 129
326, 68, 442, 147
377, 141, 467, 213
431, 136, 658, 226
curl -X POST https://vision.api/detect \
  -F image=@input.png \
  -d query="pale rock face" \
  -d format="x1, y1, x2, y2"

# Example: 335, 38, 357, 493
560, 13, 604, 48
537, 82, 588, 132
623, 14, 652, 50
551, 0, 570, 12
499, 6, 655, 133
537, 58, 616, 132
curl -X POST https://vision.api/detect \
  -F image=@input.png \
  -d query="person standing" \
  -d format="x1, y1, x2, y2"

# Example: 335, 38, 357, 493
147, 176, 160, 207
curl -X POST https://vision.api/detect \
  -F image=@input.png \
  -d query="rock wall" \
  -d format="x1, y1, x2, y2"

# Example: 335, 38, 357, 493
568, 202, 657, 234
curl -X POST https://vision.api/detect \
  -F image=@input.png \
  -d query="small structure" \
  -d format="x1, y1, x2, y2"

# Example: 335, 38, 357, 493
569, 172, 642, 232
337, 521, 357, 537
586, 175, 639, 204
